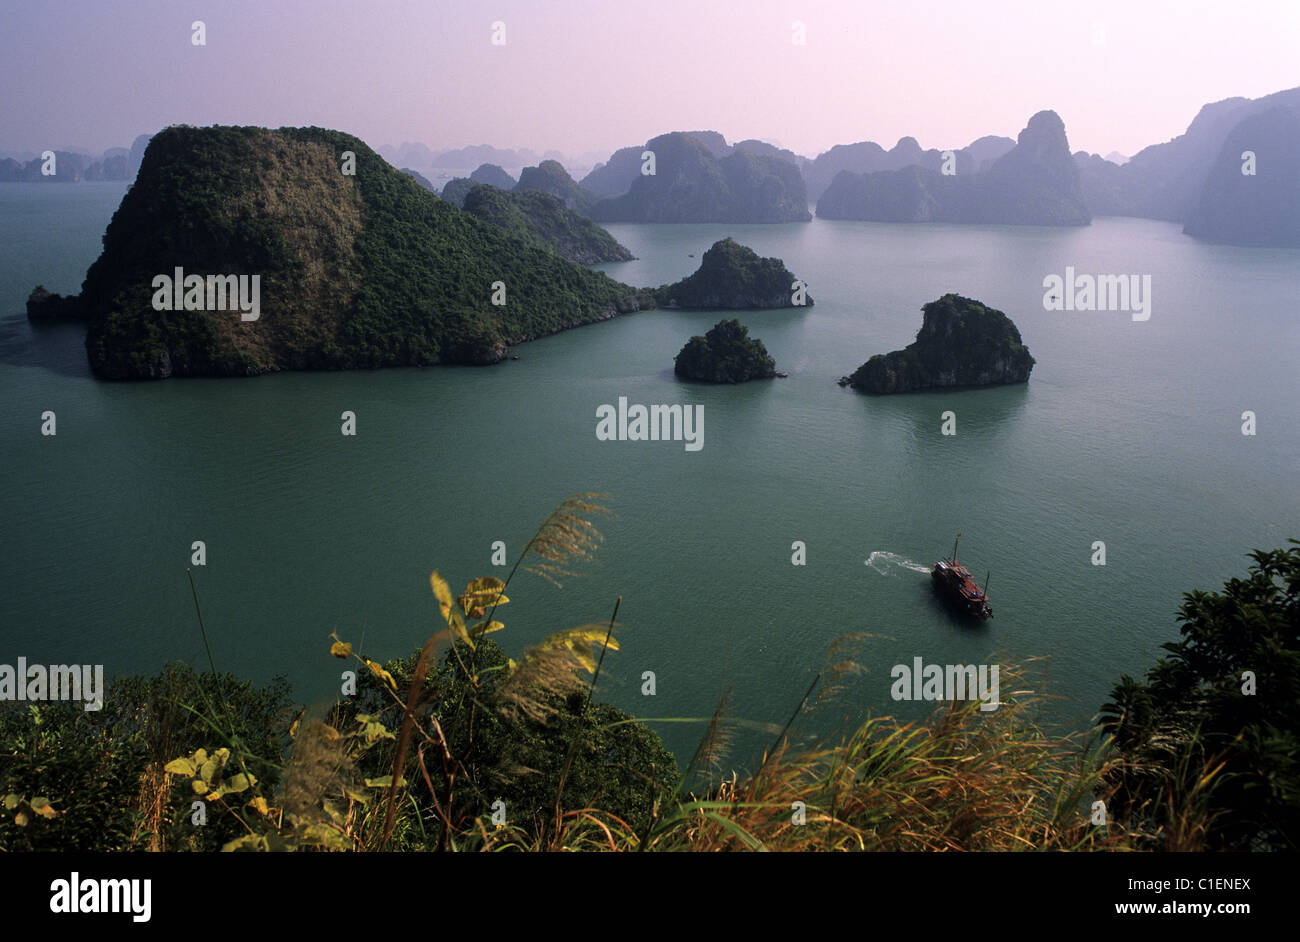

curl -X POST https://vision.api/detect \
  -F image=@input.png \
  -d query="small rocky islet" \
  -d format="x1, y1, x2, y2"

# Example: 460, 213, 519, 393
840, 293, 1035, 394
674, 319, 777, 383
654, 238, 812, 310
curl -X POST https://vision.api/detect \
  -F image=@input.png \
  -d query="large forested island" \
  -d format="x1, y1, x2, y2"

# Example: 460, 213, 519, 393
32, 126, 655, 379
846, 293, 1034, 393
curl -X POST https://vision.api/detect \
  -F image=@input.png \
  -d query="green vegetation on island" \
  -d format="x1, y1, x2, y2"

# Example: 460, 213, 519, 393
438, 176, 474, 207
846, 293, 1034, 393
514, 159, 599, 216
46, 125, 654, 379
654, 238, 812, 310
468, 162, 516, 190
674, 318, 776, 383
460, 184, 634, 264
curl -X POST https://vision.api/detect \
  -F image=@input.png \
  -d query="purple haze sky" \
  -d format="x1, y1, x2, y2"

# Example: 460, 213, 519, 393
3, 0, 1298, 163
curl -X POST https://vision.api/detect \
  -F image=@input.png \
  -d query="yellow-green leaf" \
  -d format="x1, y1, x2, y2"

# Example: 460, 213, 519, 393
222, 833, 271, 852
164, 758, 196, 776
458, 577, 509, 618
223, 773, 254, 795
469, 619, 505, 637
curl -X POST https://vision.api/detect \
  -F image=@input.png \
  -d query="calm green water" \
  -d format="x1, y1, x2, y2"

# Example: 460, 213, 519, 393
1, 181, 1297, 763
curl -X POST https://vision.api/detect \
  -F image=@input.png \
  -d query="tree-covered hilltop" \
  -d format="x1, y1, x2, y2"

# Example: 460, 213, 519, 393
469, 162, 516, 190
460, 184, 634, 264
674, 318, 776, 383
438, 176, 474, 207
514, 159, 599, 215
399, 167, 438, 192
51, 125, 653, 379
847, 293, 1034, 393
654, 238, 812, 310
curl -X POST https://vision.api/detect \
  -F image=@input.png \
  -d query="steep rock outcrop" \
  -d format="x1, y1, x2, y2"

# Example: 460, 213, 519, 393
846, 294, 1034, 393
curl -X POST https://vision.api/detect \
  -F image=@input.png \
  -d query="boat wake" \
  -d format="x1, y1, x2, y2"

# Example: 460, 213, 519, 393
865, 551, 930, 576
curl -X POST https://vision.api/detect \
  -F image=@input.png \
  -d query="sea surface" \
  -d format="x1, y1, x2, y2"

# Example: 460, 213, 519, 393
1, 180, 1297, 764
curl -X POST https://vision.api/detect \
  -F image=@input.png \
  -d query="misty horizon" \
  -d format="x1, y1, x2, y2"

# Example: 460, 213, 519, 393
4, 0, 1298, 163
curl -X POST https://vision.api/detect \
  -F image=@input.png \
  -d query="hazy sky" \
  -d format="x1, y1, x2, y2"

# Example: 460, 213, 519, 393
4, 0, 1297, 162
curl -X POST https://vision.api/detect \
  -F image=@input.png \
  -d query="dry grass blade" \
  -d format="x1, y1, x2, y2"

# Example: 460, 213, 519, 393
687, 687, 735, 780
520, 493, 611, 586
496, 624, 618, 723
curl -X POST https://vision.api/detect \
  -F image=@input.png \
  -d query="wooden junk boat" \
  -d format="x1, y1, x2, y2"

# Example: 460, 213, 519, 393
932, 534, 992, 618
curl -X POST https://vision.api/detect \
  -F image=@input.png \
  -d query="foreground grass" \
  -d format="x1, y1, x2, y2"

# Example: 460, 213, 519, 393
5, 496, 1277, 852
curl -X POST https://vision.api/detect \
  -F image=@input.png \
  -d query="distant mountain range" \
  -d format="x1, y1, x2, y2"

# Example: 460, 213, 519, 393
376, 142, 607, 175
8, 85, 1298, 244
0, 133, 152, 183
817, 111, 1088, 226
589, 133, 811, 224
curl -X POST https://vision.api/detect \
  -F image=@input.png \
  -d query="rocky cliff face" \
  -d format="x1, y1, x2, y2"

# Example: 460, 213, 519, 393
817, 112, 1089, 226
978, 111, 1090, 224
580, 146, 643, 198
674, 318, 776, 383
847, 294, 1034, 393
1183, 105, 1300, 246
653, 238, 813, 309
1075, 86, 1300, 230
